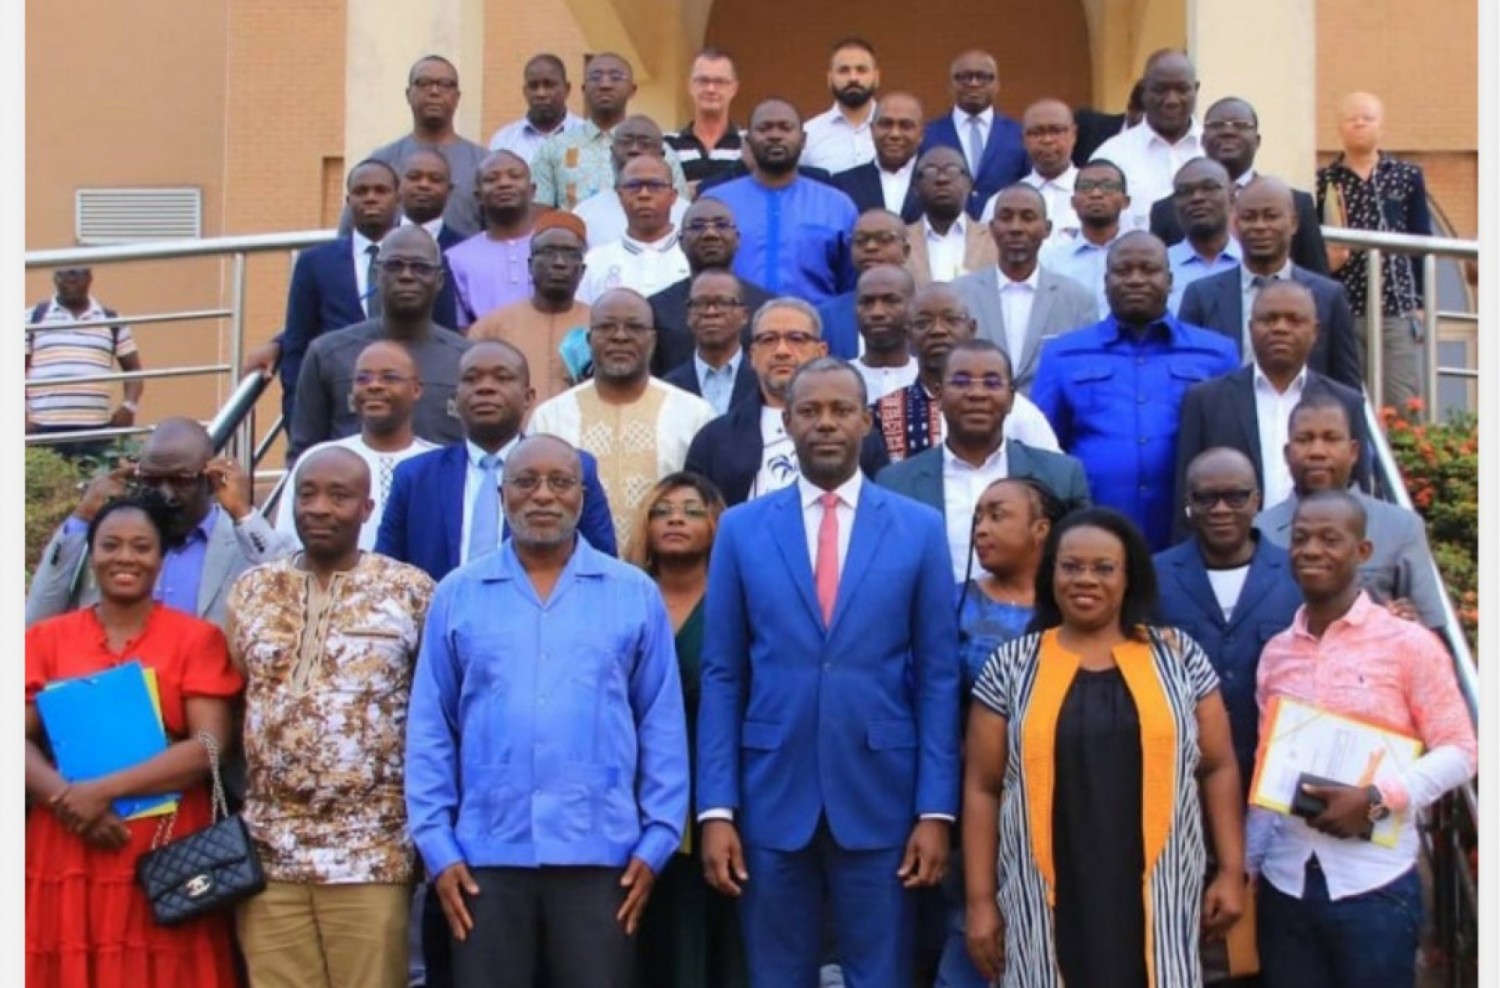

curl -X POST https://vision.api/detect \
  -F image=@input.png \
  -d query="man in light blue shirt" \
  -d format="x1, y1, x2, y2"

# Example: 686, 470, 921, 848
661, 268, 758, 413
1164, 157, 1241, 312
1037, 158, 1131, 314
485, 54, 584, 164
405, 434, 688, 987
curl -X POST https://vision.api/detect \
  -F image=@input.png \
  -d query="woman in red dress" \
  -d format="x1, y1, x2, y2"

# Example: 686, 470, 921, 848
25, 494, 245, 988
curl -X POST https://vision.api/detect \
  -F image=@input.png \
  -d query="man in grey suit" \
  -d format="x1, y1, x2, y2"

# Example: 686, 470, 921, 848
1253, 389, 1445, 629
951, 183, 1097, 394
26, 417, 297, 629
877, 338, 1090, 581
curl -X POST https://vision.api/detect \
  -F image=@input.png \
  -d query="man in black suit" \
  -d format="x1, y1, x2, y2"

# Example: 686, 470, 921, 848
1179, 176, 1362, 389
397, 147, 464, 250
1150, 97, 1329, 275
661, 269, 759, 413
1071, 81, 1144, 166
833, 91, 925, 223
1174, 278, 1372, 542
648, 197, 771, 375
684, 297, 887, 505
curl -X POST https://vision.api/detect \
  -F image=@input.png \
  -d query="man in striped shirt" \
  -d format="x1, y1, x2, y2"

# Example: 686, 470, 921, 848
25, 266, 143, 458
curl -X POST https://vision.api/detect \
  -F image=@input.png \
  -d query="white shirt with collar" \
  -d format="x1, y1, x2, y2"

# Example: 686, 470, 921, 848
855, 356, 919, 402
1252, 364, 1307, 507
980, 165, 1081, 233
941, 439, 1009, 582
401, 215, 446, 242
924, 214, 971, 283
573, 192, 691, 250
351, 229, 384, 317
487, 112, 585, 164
996, 265, 1041, 368
460, 435, 520, 565
797, 471, 862, 574
576, 230, 691, 304
1090, 118, 1204, 232
802, 103, 877, 173
1240, 257, 1296, 353
878, 158, 917, 214
951, 106, 994, 175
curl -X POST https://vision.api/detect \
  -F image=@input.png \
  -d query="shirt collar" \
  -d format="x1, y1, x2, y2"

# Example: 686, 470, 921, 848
351, 228, 378, 257
1235, 167, 1258, 189
47, 295, 108, 319
524, 113, 578, 138
953, 106, 995, 131
881, 158, 917, 179
177, 504, 221, 549
581, 119, 612, 142
999, 265, 1040, 291
695, 347, 743, 378
1240, 258, 1295, 291
678, 120, 743, 148
825, 103, 874, 130
1169, 236, 1242, 267
1143, 118, 1203, 149
1024, 165, 1077, 192
466, 435, 519, 469
1252, 363, 1308, 396
1291, 589, 1377, 638
941, 437, 1006, 472
402, 215, 445, 240
1105, 311, 1179, 345
798, 470, 863, 512
622, 229, 681, 254
923, 214, 967, 241
482, 530, 607, 583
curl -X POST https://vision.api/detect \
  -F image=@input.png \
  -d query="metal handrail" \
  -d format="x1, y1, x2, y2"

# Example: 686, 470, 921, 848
24, 229, 335, 268
24, 308, 235, 334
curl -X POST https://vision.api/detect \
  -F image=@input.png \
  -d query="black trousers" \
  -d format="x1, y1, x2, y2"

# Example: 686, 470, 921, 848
444, 866, 634, 988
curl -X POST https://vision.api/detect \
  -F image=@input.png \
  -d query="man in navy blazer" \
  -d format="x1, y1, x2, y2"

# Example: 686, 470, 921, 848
1153, 447, 1302, 786
697, 357, 960, 988
660, 269, 761, 413
814, 208, 912, 362
918, 51, 1029, 220
1177, 176, 1362, 389
376, 339, 615, 582
832, 91, 925, 224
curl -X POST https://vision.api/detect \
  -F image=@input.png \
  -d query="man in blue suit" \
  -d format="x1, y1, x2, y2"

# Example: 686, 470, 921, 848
814, 208, 911, 361
376, 339, 616, 581
697, 356, 961, 988
1153, 447, 1302, 789
918, 50, 1029, 220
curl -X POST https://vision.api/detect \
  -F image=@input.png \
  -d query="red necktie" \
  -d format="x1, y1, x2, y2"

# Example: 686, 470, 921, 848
815, 491, 840, 625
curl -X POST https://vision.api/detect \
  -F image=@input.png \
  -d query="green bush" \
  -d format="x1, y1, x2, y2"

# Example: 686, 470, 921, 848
26, 448, 86, 578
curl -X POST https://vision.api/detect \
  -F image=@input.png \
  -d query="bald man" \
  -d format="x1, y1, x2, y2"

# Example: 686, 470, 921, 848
229, 444, 437, 988
979, 98, 1081, 235
918, 49, 1029, 218
26, 416, 298, 627
445, 150, 539, 329
1317, 91, 1433, 408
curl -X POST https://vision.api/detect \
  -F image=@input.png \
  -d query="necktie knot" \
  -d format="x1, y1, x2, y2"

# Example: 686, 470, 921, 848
820, 491, 840, 510
480, 453, 500, 473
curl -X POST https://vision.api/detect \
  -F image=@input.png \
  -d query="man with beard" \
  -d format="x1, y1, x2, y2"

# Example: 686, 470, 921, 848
469, 213, 592, 403
661, 268, 759, 414
531, 52, 689, 210
919, 49, 1028, 219
288, 226, 471, 461
26, 416, 297, 627
445, 150, 538, 328
486, 54, 583, 164
816, 209, 911, 360
648, 197, 774, 373
1037, 158, 1131, 314
980, 99, 1081, 240
406, 434, 688, 988
869, 284, 1059, 463
850, 264, 919, 402
573, 115, 691, 249
577, 155, 691, 304
528, 288, 716, 552
1165, 157, 1241, 312
706, 99, 859, 306
802, 37, 881, 174
397, 148, 462, 248
275, 340, 438, 549
377, 338, 616, 583
903, 147, 996, 285
832, 91, 925, 223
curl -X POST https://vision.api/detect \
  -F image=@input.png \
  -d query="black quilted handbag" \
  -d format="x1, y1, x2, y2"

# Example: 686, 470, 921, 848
136, 731, 265, 926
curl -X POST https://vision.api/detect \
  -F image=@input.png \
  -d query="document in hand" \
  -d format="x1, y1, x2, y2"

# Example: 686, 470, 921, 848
1248, 696, 1423, 848
36, 660, 180, 820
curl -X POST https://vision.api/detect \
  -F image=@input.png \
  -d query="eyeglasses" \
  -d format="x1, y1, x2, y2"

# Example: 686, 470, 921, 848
134, 469, 206, 490
912, 312, 970, 331
691, 76, 735, 88
590, 320, 654, 337
1075, 178, 1124, 193
944, 372, 1011, 392
410, 77, 458, 92
618, 179, 673, 194
683, 218, 736, 234
614, 133, 662, 150
648, 502, 711, 520
687, 297, 745, 312
952, 71, 997, 85
853, 230, 904, 248
752, 331, 818, 349
1173, 179, 1227, 198
354, 371, 415, 386
586, 69, 630, 84
377, 258, 442, 278
1205, 119, 1257, 133
1187, 488, 1256, 510
505, 474, 581, 494
531, 246, 584, 262
1057, 560, 1121, 579
918, 163, 969, 181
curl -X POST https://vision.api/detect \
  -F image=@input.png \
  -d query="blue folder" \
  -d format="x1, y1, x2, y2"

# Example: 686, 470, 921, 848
35, 660, 179, 819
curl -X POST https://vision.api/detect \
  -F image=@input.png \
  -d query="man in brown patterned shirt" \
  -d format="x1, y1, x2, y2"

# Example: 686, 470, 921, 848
226, 446, 436, 988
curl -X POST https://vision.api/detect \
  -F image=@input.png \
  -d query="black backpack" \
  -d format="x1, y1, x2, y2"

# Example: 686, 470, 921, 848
29, 301, 125, 347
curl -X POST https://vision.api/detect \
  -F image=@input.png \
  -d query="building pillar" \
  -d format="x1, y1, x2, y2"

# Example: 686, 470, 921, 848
1188, 0, 1317, 187
343, 0, 486, 166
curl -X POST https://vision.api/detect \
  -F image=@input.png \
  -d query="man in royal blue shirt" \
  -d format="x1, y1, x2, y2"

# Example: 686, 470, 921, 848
404, 434, 688, 988
704, 98, 859, 306
1031, 231, 1238, 550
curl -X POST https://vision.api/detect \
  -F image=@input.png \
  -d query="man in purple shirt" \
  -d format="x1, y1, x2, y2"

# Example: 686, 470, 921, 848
445, 150, 538, 328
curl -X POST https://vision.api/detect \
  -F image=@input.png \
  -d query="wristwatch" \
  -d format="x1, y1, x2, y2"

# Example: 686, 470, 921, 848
120, 400, 139, 413
1365, 785, 1391, 823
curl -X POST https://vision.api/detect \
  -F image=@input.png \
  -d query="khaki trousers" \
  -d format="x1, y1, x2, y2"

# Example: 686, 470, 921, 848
236, 880, 411, 988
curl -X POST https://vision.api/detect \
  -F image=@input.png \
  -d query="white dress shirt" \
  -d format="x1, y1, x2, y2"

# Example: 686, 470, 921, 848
459, 435, 519, 565
576, 231, 691, 304
1090, 119, 1204, 233
855, 356, 919, 401
802, 103, 877, 173
1240, 258, 1296, 354
798, 471, 862, 574
1253, 364, 1307, 507
951, 107, 994, 176
351, 229, 381, 317
487, 112, 585, 164
997, 266, 1040, 367
878, 159, 917, 214
401, 215, 446, 242
981, 165, 1081, 237
572, 193, 691, 250
941, 440, 1009, 582
924, 215, 971, 284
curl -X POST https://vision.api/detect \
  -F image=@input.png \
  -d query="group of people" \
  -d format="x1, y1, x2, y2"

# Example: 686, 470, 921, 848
22, 34, 1469, 988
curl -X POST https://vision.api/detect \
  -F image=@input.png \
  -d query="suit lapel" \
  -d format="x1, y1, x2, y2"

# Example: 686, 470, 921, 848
829, 487, 890, 633
441, 446, 467, 568
770, 490, 823, 628
1217, 278, 1244, 356
906, 225, 931, 283
977, 268, 1008, 349
333, 239, 362, 316
1228, 371, 1263, 481
196, 513, 240, 618
915, 451, 945, 518
1173, 549, 1226, 630
1016, 272, 1057, 382
1226, 539, 1278, 631
965, 223, 996, 275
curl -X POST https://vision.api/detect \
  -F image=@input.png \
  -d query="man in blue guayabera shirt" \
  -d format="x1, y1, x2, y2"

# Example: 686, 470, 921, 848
404, 433, 689, 988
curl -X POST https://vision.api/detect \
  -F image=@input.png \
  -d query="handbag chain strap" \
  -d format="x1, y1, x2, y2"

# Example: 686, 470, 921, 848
150, 731, 226, 850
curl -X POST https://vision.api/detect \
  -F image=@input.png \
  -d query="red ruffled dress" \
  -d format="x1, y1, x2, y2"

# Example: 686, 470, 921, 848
25, 605, 245, 988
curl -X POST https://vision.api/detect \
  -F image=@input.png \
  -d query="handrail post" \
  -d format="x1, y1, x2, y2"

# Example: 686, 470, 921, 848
1365, 247, 1384, 410
1422, 252, 1440, 424
228, 251, 251, 473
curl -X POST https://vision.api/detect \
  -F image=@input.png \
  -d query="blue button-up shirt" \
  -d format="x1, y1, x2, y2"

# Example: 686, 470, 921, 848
1166, 237, 1242, 313
705, 176, 858, 305
153, 506, 218, 613
695, 349, 744, 416
1031, 313, 1239, 550
405, 537, 689, 877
